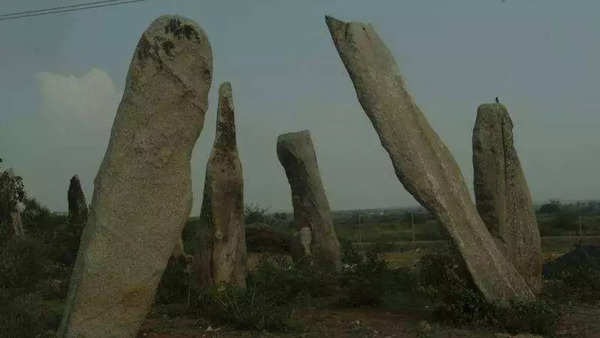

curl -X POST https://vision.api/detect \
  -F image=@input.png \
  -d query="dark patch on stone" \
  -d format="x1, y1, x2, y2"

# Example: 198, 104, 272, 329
136, 35, 166, 70
137, 36, 153, 60
137, 35, 160, 60
164, 18, 200, 40
202, 68, 211, 83
181, 25, 200, 40
162, 40, 175, 57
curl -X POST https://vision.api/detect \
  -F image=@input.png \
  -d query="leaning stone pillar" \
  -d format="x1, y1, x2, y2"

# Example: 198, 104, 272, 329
326, 15, 533, 302
58, 15, 212, 337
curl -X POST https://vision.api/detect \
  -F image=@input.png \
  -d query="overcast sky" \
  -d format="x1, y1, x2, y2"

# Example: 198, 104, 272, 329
1, 0, 599, 214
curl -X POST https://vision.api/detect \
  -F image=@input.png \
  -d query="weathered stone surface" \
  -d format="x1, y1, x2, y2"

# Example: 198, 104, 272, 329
193, 82, 247, 289
473, 104, 543, 293
277, 130, 341, 271
325, 15, 533, 302
67, 175, 88, 226
58, 15, 212, 337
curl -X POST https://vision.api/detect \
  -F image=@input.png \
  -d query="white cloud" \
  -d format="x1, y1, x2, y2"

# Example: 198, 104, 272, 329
0, 68, 122, 212
36, 68, 120, 147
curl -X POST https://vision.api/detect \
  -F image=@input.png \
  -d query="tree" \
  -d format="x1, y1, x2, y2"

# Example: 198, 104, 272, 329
0, 158, 26, 236
244, 203, 269, 225
539, 199, 561, 214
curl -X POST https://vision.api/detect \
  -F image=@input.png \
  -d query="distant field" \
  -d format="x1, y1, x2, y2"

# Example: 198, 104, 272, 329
184, 213, 600, 262
368, 235, 600, 269
333, 213, 600, 244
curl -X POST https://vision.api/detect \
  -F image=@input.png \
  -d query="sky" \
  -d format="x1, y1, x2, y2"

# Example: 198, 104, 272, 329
1, 0, 599, 214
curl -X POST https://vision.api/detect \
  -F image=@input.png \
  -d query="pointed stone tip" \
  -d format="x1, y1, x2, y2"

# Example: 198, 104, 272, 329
219, 82, 232, 98
325, 15, 345, 33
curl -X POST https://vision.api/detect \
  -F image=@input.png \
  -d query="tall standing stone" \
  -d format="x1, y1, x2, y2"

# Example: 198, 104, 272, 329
325, 15, 533, 302
58, 15, 212, 337
277, 130, 341, 272
473, 103, 543, 293
193, 82, 247, 289
67, 175, 88, 226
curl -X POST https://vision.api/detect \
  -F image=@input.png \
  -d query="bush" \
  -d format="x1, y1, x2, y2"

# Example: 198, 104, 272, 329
21, 198, 56, 229
155, 256, 191, 305
244, 204, 270, 225
538, 199, 561, 214
416, 248, 475, 304
495, 299, 560, 335
415, 249, 559, 335
249, 256, 338, 302
192, 257, 342, 331
543, 244, 600, 303
544, 265, 600, 303
339, 250, 391, 306
197, 283, 293, 331
0, 291, 62, 338
0, 236, 51, 290
338, 241, 416, 307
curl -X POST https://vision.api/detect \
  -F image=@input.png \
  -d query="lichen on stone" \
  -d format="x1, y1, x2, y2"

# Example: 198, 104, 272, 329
137, 35, 161, 62
161, 40, 175, 57
164, 18, 200, 40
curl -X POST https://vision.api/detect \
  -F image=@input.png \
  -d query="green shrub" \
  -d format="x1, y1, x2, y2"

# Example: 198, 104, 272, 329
0, 236, 51, 290
43, 222, 83, 266
338, 241, 416, 307
192, 257, 342, 331
560, 264, 600, 297
197, 283, 293, 331
416, 248, 476, 305
416, 249, 559, 335
543, 244, 600, 303
544, 265, 600, 303
244, 203, 270, 225
0, 291, 62, 337
155, 256, 192, 305
249, 256, 338, 302
495, 299, 560, 335
418, 252, 492, 326
339, 250, 393, 306
340, 239, 362, 265
0, 222, 12, 243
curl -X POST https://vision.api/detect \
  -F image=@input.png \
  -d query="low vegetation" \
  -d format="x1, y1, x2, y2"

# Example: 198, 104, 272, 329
0, 199, 598, 336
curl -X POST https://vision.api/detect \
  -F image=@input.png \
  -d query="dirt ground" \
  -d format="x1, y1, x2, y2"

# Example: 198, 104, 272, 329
138, 302, 600, 338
